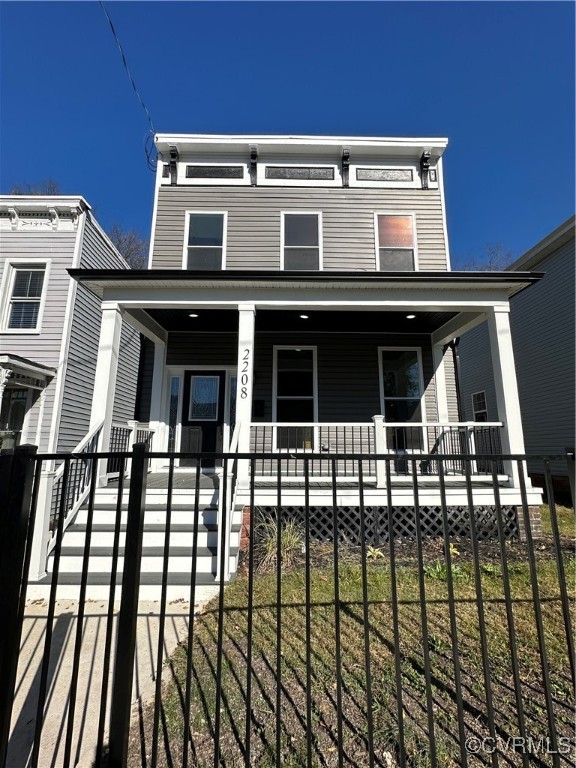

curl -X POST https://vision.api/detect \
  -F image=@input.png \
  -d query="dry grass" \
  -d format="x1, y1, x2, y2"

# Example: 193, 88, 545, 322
129, 506, 575, 768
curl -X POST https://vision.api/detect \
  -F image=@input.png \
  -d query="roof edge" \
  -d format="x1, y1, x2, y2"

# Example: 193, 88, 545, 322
508, 214, 575, 272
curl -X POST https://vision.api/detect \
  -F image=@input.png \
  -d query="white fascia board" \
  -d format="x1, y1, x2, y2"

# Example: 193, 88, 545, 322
0, 196, 90, 213
99, 283, 513, 311
155, 134, 449, 158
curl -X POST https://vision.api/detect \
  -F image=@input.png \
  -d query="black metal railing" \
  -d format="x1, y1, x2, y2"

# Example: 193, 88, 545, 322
49, 427, 101, 533
250, 423, 376, 477
1, 447, 574, 768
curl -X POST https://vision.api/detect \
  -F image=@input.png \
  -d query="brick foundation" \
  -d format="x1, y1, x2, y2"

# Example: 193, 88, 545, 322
516, 505, 542, 541
240, 505, 252, 552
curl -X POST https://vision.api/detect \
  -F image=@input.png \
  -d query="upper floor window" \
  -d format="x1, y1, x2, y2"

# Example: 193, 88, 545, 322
1, 262, 48, 332
375, 214, 417, 271
184, 212, 226, 270
281, 213, 322, 270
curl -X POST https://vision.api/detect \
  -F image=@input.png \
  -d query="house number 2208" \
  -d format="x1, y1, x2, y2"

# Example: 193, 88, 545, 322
240, 348, 250, 398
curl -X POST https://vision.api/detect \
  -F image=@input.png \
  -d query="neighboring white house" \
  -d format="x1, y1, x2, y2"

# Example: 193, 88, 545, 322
0, 196, 141, 579
458, 215, 575, 502
0, 196, 140, 453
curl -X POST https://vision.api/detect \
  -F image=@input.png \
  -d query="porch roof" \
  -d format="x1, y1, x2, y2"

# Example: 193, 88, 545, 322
70, 269, 543, 300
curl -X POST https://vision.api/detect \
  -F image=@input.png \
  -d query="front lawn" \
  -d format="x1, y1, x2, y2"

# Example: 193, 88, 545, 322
129, 506, 575, 767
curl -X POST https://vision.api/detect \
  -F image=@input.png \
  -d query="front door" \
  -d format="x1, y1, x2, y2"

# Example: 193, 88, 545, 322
181, 371, 226, 468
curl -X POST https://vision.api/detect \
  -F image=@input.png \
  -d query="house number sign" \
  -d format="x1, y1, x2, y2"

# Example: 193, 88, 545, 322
241, 348, 250, 398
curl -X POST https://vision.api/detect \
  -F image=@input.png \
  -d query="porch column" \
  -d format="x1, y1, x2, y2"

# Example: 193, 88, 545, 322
0, 368, 13, 414
432, 344, 449, 423
236, 304, 256, 485
90, 303, 123, 486
487, 306, 525, 487
148, 340, 167, 471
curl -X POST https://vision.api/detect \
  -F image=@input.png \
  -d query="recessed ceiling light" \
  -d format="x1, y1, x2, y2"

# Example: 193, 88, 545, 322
299, 314, 309, 319
406, 314, 416, 319
189, 313, 199, 318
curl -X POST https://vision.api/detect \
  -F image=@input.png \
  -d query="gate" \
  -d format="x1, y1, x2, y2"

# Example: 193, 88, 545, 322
1, 445, 574, 767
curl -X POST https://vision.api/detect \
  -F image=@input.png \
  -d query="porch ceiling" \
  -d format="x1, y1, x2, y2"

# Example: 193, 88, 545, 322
144, 307, 457, 334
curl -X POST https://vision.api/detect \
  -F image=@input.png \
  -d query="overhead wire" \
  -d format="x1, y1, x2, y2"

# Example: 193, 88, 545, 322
98, 0, 157, 171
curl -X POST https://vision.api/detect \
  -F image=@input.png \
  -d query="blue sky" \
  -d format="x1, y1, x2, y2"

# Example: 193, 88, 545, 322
0, 1, 574, 267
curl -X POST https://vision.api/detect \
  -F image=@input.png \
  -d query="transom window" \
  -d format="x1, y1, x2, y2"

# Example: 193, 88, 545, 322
282, 213, 321, 270
3, 264, 47, 331
185, 213, 225, 270
274, 347, 317, 449
376, 214, 416, 271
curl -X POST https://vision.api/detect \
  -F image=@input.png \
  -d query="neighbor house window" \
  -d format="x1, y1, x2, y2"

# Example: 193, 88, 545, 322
184, 212, 226, 270
2, 263, 47, 331
375, 214, 416, 271
274, 347, 317, 449
282, 213, 321, 270
471, 391, 488, 422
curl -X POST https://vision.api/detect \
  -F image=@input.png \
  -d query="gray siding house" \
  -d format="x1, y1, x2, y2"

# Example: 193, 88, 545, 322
0, 196, 141, 577
458, 216, 575, 501
23, 136, 546, 598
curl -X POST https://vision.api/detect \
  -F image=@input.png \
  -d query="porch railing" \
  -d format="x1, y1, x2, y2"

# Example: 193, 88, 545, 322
107, 421, 154, 476
378, 422, 504, 476
250, 422, 376, 477
250, 421, 504, 478
49, 422, 103, 534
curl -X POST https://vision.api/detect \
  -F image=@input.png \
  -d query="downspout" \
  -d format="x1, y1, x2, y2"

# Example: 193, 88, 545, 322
447, 338, 464, 421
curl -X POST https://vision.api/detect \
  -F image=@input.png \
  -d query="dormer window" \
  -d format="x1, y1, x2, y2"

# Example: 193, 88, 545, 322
281, 213, 322, 270
375, 214, 417, 271
184, 212, 226, 270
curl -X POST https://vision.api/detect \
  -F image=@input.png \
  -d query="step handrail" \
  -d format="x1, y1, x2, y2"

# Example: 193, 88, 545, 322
49, 420, 104, 544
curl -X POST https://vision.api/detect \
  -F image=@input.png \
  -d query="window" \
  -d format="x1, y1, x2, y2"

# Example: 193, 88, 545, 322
379, 348, 424, 451
184, 213, 226, 270
188, 376, 220, 420
2, 263, 47, 331
281, 213, 321, 270
375, 214, 416, 271
274, 347, 317, 449
472, 391, 488, 422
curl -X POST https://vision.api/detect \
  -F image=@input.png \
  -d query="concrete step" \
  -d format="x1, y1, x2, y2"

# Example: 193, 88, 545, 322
51, 553, 238, 575
25, 571, 223, 602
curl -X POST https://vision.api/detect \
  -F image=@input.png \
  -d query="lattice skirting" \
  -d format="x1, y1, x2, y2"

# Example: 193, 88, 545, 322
254, 504, 519, 544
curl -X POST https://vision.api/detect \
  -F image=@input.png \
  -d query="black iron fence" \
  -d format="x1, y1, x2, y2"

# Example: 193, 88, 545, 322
0, 446, 574, 768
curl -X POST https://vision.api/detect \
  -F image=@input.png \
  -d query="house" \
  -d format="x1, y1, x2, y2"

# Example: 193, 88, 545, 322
24, 136, 545, 599
0, 196, 141, 579
458, 215, 575, 503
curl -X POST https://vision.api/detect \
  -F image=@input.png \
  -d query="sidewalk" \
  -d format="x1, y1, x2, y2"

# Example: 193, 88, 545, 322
8, 599, 200, 768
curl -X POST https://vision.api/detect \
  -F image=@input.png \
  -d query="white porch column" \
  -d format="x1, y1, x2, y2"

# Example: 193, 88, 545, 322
236, 304, 256, 485
373, 414, 388, 488
148, 340, 167, 471
90, 303, 123, 486
28, 469, 55, 581
487, 306, 525, 486
432, 344, 449, 423
0, 368, 13, 415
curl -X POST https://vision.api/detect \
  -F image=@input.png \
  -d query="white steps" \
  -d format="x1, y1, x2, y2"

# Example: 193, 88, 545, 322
27, 484, 243, 601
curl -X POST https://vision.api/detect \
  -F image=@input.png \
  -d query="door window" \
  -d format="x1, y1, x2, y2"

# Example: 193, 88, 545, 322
189, 376, 220, 421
